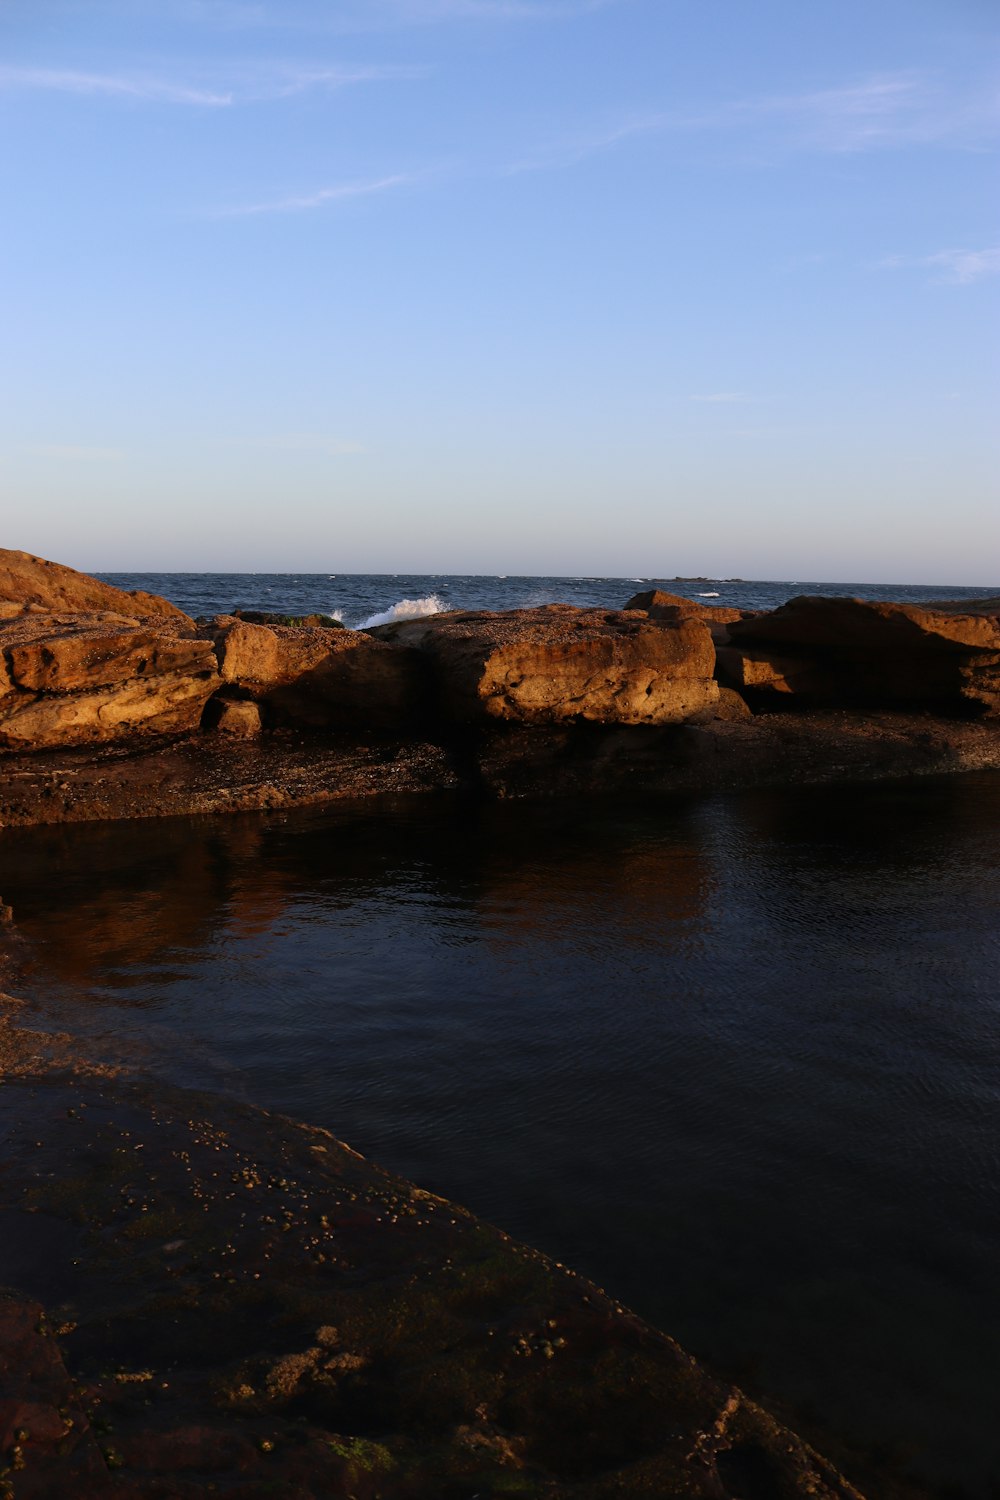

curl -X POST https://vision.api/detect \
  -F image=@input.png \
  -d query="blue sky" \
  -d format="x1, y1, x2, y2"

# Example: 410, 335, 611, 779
1, 0, 997, 580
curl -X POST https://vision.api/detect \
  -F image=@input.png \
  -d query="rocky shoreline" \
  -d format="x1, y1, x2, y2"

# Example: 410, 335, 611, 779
0, 549, 998, 827
2, 549, 987, 1496
0, 993, 910, 1500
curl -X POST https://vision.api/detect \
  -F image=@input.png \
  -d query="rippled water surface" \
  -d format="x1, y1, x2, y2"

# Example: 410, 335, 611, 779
3, 776, 1000, 1495
97, 569, 1000, 625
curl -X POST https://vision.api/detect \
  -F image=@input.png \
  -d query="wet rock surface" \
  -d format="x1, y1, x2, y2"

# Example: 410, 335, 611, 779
0, 734, 460, 826
0, 1005, 871, 1499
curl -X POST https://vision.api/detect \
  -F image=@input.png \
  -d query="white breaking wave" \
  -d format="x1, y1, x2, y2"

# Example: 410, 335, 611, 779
356, 594, 445, 630
697, 591, 721, 597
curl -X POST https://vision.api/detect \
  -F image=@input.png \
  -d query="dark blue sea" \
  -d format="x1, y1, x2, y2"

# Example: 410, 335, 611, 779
7, 573, 1000, 1496
96, 571, 1000, 627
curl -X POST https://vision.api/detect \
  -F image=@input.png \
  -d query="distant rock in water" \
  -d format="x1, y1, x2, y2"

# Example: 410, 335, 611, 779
0, 547, 187, 620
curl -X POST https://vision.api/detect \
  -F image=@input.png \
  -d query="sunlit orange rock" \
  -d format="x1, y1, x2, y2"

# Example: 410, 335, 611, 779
0, 548, 188, 620
374, 604, 719, 726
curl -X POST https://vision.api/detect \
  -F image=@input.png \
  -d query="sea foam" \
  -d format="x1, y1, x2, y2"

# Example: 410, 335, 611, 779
355, 594, 446, 630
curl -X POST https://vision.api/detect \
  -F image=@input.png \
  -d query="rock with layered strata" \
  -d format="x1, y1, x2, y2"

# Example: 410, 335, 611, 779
725, 596, 1000, 714
0, 612, 219, 750
375, 604, 719, 725
0, 548, 188, 620
213, 617, 422, 729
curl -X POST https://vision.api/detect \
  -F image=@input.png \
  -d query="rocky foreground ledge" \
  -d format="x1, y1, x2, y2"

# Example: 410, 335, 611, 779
0, 549, 999, 825
0, 996, 877, 1500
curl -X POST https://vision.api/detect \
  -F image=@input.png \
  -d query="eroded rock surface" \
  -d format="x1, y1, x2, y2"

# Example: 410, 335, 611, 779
0, 613, 220, 751
375, 604, 719, 725
0, 550, 187, 622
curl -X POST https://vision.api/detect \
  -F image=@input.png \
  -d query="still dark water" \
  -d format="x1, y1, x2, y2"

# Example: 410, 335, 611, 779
3, 777, 1000, 1496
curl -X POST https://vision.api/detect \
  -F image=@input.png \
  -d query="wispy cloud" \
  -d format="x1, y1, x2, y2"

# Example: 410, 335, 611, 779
507, 113, 663, 173
233, 61, 424, 101
882, 244, 1000, 284
0, 65, 232, 106
265, 0, 624, 27
217, 174, 414, 216
735, 72, 1000, 153
509, 69, 1000, 173
376, 0, 619, 18
66, 0, 624, 30
0, 60, 421, 107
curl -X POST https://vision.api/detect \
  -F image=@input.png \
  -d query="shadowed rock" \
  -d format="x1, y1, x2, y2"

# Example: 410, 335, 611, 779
212, 617, 423, 730
724, 596, 1000, 715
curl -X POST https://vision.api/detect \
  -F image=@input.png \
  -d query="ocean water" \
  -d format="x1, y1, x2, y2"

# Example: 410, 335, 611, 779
96, 571, 1000, 626
3, 776, 1000, 1496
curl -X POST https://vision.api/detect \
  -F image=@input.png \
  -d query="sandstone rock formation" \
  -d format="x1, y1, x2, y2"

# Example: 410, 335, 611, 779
724, 596, 1000, 715
212, 617, 422, 730
374, 604, 720, 725
0, 611, 219, 750
0, 548, 188, 620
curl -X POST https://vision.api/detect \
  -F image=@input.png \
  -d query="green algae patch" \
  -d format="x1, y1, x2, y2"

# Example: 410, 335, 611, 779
325, 1435, 396, 1471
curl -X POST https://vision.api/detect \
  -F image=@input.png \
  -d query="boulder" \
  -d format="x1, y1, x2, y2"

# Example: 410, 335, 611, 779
725, 596, 1000, 715
0, 612, 219, 751
213, 618, 422, 729
0, 548, 188, 620
374, 604, 718, 725
203, 697, 263, 737
624, 588, 747, 626
714, 684, 754, 721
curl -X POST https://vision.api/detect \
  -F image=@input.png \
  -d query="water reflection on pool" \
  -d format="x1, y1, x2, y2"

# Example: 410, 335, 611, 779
3, 774, 999, 1495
